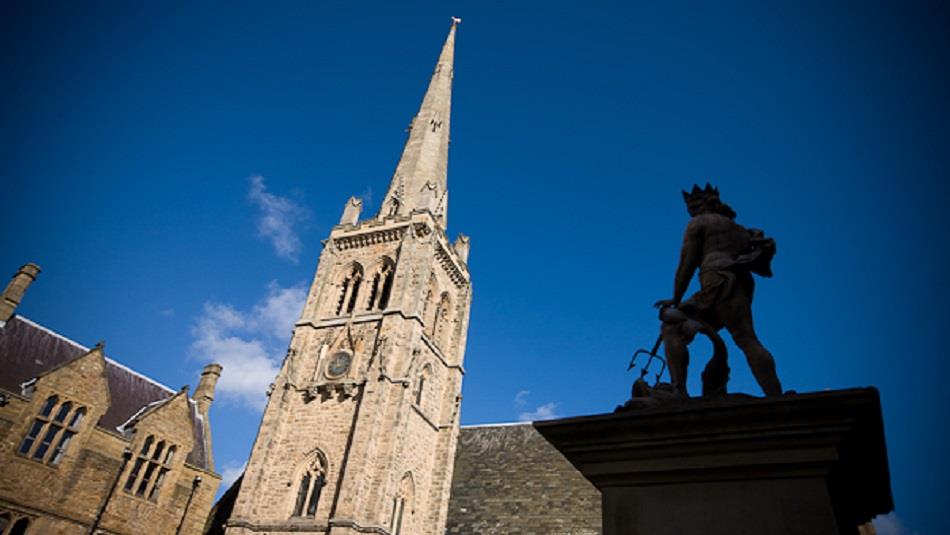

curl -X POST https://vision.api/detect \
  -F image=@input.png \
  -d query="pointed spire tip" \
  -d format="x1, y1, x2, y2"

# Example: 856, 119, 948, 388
451, 16, 462, 26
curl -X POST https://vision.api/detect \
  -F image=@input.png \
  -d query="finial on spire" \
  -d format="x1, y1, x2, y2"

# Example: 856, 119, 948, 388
451, 16, 462, 25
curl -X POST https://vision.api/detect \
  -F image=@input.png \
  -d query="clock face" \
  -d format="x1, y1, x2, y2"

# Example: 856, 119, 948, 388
327, 352, 352, 378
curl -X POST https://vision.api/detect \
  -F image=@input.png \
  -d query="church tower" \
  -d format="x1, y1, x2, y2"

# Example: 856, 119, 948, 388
225, 20, 471, 535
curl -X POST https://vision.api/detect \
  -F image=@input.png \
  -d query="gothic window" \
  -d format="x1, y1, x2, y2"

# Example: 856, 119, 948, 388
9, 517, 30, 535
415, 366, 432, 407
124, 435, 177, 502
0, 513, 9, 533
335, 264, 363, 316
18, 395, 86, 465
366, 259, 395, 311
292, 455, 328, 517
390, 473, 414, 535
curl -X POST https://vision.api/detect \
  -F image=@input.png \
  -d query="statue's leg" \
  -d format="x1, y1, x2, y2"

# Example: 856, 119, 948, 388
718, 275, 783, 396
661, 322, 690, 397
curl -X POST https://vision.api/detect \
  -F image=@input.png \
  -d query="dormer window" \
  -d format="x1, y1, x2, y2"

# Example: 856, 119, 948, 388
18, 395, 87, 465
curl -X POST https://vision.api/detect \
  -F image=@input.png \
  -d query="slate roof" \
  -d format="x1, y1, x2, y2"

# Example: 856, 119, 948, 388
0, 314, 211, 471
445, 423, 602, 535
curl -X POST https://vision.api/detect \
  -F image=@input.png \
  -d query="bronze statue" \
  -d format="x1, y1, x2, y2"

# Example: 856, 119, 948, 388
653, 184, 783, 398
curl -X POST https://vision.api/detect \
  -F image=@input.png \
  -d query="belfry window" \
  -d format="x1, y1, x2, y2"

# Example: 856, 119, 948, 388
8, 517, 30, 535
336, 265, 363, 316
366, 260, 395, 311
292, 464, 327, 517
18, 395, 86, 465
124, 435, 177, 502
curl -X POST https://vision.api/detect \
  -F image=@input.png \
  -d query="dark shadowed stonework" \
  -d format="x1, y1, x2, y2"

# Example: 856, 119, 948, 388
445, 423, 602, 535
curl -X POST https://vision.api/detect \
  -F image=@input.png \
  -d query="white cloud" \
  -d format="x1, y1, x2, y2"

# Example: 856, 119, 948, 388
219, 460, 247, 491
248, 175, 309, 262
190, 281, 306, 410
518, 402, 559, 422
873, 513, 918, 535
514, 390, 559, 421
514, 390, 530, 409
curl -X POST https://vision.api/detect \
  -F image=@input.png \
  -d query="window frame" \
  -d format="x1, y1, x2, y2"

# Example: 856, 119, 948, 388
17, 395, 87, 466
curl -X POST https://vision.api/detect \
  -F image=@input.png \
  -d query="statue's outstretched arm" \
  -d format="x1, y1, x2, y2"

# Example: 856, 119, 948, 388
672, 220, 703, 305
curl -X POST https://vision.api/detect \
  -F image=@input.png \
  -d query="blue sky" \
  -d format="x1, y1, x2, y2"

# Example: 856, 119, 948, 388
2, 2, 947, 533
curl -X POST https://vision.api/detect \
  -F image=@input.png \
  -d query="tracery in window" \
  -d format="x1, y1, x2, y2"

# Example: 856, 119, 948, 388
18, 395, 86, 465
366, 258, 395, 311
9, 517, 30, 535
292, 453, 328, 517
124, 435, 177, 502
335, 264, 363, 316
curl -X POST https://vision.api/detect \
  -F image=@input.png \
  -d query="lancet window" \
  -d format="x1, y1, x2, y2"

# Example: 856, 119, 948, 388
123, 435, 177, 502
335, 264, 363, 316
0, 512, 31, 535
292, 454, 328, 518
415, 365, 432, 407
365, 259, 395, 311
390, 473, 414, 535
18, 395, 87, 465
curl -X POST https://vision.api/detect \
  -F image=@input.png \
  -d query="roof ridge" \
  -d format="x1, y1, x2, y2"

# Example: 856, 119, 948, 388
16, 315, 177, 395
461, 421, 531, 429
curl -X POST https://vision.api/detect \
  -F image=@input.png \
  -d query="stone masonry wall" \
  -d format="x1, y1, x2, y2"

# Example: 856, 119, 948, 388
0, 348, 219, 535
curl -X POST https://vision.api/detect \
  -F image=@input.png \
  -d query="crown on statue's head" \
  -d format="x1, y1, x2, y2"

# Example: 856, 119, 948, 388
681, 182, 736, 219
682, 182, 720, 203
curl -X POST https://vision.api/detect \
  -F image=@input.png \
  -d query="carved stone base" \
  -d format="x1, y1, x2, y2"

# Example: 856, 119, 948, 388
535, 388, 893, 535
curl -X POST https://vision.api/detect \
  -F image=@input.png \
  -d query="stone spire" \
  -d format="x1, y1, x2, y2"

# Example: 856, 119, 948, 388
378, 19, 458, 227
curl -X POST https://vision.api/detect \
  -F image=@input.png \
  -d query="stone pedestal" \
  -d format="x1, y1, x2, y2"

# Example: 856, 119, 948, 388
534, 388, 893, 535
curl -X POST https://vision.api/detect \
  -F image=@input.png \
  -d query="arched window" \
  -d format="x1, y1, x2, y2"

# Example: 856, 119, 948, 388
390, 473, 414, 535
292, 455, 328, 517
415, 366, 432, 407
366, 259, 395, 311
9, 517, 29, 535
0, 513, 11, 533
335, 264, 363, 316
18, 395, 86, 465
124, 435, 178, 502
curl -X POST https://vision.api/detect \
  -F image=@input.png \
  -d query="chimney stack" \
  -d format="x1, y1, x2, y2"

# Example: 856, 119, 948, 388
0, 263, 41, 325
195, 363, 223, 415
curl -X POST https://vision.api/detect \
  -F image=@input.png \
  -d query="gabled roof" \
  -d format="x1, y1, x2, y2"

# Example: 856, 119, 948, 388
0, 315, 210, 470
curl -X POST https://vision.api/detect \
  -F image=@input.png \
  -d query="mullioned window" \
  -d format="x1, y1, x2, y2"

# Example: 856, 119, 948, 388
18, 395, 87, 466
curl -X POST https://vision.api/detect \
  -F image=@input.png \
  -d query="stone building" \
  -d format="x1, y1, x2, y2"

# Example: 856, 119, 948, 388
221, 19, 471, 535
0, 263, 223, 535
